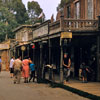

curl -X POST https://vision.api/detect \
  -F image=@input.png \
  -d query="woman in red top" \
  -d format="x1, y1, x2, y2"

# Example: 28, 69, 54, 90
22, 56, 30, 83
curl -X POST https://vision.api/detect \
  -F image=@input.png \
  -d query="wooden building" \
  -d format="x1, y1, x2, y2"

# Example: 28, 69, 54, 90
13, 24, 40, 60
13, 0, 100, 82
0, 40, 11, 71
63, 0, 100, 19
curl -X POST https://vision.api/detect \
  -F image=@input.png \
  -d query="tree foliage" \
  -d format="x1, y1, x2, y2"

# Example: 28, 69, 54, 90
0, 0, 44, 42
0, 6, 18, 42
27, 1, 43, 24
10, 0, 29, 24
58, 0, 69, 10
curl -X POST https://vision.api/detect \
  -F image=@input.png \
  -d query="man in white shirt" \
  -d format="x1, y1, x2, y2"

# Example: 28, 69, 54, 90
9, 56, 14, 78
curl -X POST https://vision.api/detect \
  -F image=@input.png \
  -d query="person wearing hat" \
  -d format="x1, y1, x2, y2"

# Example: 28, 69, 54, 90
63, 53, 71, 83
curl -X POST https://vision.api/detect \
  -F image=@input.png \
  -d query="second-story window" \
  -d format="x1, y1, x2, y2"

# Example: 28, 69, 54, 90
87, 0, 93, 19
75, 1, 80, 19
67, 6, 71, 18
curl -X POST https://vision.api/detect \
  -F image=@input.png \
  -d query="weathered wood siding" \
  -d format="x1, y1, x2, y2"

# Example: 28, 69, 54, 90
64, 0, 100, 19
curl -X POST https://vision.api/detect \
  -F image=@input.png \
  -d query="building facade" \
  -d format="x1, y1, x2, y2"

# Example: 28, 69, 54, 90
64, 0, 100, 19
12, 0, 100, 82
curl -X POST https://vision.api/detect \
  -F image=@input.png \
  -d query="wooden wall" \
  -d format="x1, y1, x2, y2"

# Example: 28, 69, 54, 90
64, 0, 100, 19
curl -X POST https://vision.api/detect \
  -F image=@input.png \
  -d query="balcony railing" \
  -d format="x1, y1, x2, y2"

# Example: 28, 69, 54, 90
49, 18, 98, 33
64, 18, 98, 32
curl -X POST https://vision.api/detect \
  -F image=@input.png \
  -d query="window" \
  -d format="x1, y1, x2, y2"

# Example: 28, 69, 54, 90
87, 0, 93, 19
75, 2, 80, 19
67, 6, 71, 18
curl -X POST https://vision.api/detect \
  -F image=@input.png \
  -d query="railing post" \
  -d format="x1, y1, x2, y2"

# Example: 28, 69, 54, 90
60, 11, 64, 31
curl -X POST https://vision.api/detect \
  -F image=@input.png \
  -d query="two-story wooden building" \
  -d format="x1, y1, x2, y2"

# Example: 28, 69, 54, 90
12, 0, 100, 82
62, 0, 100, 19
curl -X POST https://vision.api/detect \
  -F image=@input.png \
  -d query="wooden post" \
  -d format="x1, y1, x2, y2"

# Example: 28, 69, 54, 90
37, 42, 43, 83
48, 21, 51, 65
18, 48, 19, 56
97, 15, 100, 81
60, 38, 63, 83
22, 51, 24, 60
98, 15, 100, 30
97, 36, 100, 81
27, 45, 29, 57
14, 47, 16, 58
60, 11, 64, 83
60, 11, 64, 31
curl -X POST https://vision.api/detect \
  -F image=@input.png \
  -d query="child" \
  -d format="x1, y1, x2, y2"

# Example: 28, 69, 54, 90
80, 62, 90, 83
29, 60, 35, 82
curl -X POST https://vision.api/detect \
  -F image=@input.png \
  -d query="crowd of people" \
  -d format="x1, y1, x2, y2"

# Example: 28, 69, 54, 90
0, 53, 95, 84
9, 56, 35, 84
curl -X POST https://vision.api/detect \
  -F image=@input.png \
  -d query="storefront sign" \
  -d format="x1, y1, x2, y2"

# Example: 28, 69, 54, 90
61, 32, 72, 38
33, 25, 48, 39
0, 44, 9, 50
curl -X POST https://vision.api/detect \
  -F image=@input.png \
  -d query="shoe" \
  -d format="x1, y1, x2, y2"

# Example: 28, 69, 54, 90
24, 81, 26, 83
14, 82, 16, 84
26, 80, 28, 83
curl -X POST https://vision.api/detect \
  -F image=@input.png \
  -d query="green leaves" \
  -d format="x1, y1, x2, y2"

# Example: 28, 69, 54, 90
27, 1, 44, 24
0, 0, 44, 42
58, 0, 69, 9
0, 6, 18, 41
11, 0, 29, 24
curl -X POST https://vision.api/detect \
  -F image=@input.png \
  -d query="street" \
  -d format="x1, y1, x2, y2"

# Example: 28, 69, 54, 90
0, 71, 90, 100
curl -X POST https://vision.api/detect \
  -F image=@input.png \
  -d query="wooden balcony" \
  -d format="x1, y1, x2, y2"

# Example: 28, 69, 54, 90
64, 18, 98, 32
49, 18, 98, 34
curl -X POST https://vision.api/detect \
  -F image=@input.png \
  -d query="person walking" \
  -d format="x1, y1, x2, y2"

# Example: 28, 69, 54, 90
13, 56, 22, 84
63, 53, 71, 83
9, 56, 14, 78
0, 56, 2, 72
29, 60, 35, 82
22, 56, 30, 83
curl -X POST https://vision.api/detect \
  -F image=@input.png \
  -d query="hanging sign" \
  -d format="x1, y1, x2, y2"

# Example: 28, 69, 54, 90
21, 46, 26, 51
61, 32, 72, 39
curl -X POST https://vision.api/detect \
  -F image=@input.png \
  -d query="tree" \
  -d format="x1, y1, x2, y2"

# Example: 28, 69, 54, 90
9, 0, 29, 24
0, 0, 45, 42
57, 0, 69, 10
27, 1, 43, 24
0, 6, 18, 42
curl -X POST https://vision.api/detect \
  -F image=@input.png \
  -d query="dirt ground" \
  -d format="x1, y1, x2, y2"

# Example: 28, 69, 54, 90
0, 71, 90, 100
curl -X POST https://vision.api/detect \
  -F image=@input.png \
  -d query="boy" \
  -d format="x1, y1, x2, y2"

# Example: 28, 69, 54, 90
29, 61, 35, 82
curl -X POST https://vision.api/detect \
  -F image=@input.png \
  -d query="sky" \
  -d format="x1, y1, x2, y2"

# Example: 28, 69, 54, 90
22, 0, 61, 20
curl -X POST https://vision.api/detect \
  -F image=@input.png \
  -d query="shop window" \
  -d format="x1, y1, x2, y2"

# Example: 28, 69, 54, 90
87, 0, 93, 19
